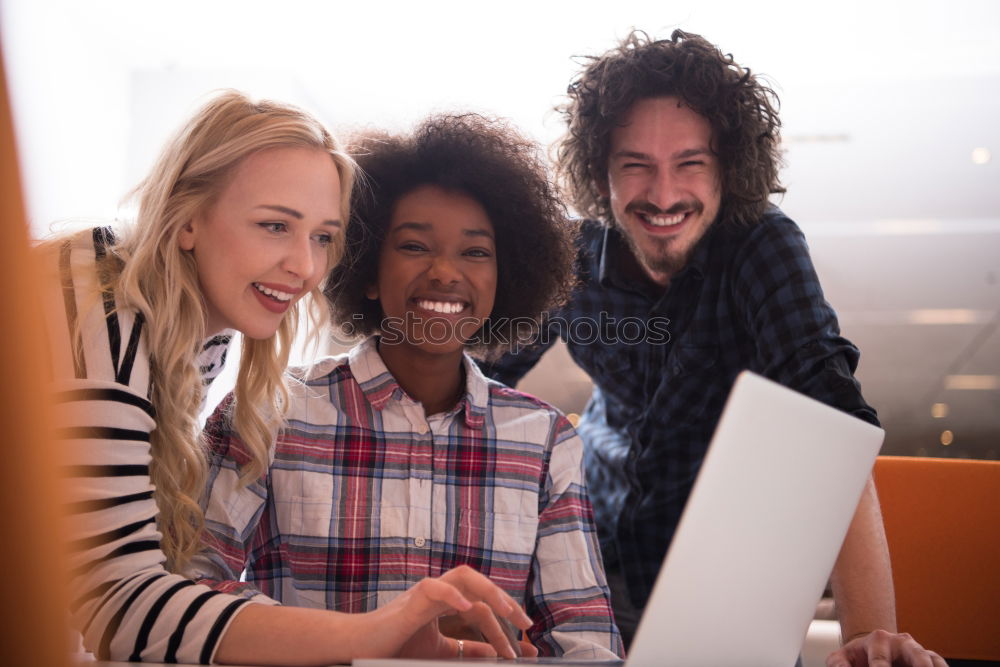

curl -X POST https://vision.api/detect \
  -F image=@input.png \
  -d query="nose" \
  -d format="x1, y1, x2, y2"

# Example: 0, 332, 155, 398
427, 254, 461, 285
282, 234, 318, 280
646, 166, 680, 211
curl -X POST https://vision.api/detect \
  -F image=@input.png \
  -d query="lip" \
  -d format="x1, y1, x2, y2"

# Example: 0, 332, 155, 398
251, 281, 303, 316
251, 285, 292, 315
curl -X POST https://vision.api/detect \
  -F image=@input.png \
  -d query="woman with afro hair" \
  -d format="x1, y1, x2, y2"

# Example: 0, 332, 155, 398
193, 113, 623, 659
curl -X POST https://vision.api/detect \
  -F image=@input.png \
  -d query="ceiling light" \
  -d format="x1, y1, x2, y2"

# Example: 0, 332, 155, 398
907, 309, 986, 325
931, 403, 949, 418
940, 430, 954, 446
944, 375, 1000, 390
971, 147, 991, 165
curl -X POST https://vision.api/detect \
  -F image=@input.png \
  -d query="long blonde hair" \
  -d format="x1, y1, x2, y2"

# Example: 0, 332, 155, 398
111, 90, 354, 569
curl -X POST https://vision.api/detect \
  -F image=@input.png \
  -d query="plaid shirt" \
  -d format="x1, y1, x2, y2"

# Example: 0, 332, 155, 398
190, 337, 623, 659
482, 207, 879, 609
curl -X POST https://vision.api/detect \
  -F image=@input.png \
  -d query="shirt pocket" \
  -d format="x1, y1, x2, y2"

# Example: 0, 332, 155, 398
449, 508, 539, 560
665, 343, 723, 422
572, 342, 646, 416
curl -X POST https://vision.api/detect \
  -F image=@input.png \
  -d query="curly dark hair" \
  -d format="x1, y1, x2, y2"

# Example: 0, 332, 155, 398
556, 29, 785, 227
326, 113, 576, 359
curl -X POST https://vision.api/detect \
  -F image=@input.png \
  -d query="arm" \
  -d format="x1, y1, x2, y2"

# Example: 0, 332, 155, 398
830, 479, 895, 641
734, 216, 942, 666
826, 481, 945, 667
526, 415, 624, 659
214, 565, 534, 665
49, 233, 260, 663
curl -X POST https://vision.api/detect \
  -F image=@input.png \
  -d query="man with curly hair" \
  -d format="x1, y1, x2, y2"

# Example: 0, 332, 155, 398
484, 30, 943, 666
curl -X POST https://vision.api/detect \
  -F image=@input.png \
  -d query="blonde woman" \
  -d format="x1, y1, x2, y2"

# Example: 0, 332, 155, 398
44, 91, 530, 665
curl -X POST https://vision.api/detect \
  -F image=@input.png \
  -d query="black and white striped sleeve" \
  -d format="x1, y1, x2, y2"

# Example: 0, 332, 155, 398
47, 229, 255, 664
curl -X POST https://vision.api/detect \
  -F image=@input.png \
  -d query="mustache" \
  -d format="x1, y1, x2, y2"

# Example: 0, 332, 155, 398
626, 200, 703, 217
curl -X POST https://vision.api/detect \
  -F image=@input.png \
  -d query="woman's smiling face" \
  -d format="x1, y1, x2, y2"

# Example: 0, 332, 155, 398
178, 146, 343, 339
368, 184, 497, 358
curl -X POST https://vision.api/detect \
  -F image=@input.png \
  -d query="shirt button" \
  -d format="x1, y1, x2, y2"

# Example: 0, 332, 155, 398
414, 536, 426, 547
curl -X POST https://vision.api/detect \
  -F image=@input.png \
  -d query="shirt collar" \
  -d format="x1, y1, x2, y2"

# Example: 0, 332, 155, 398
347, 336, 488, 429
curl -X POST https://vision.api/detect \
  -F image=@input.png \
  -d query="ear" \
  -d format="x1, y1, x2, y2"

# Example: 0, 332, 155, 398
365, 283, 379, 300
178, 216, 197, 251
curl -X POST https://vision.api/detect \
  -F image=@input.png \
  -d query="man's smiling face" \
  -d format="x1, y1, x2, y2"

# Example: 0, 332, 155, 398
601, 96, 722, 286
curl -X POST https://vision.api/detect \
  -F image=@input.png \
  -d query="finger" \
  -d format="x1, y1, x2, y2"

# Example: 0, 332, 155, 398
519, 639, 539, 657
497, 591, 533, 630
458, 639, 499, 658
459, 601, 518, 660
898, 634, 934, 667
865, 630, 894, 667
825, 646, 853, 667
410, 577, 474, 616
442, 566, 532, 629
929, 651, 949, 667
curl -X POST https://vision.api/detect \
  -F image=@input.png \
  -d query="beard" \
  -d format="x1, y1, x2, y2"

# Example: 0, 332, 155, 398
622, 232, 691, 279
615, 198, 709, 283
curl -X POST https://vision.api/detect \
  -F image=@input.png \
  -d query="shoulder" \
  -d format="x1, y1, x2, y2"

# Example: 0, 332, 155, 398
284, 352, 356, 418
576, 218, 605, 260
556, 218, 607, 293
719, 207, 816, 285
486, 381, 577, 444
577, 218, 606, 242
286, 352, 352, 384
725, 207, 809, 261
44, 226, 150, 390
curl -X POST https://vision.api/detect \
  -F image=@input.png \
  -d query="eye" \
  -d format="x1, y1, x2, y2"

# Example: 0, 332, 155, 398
258, 221, 288, 234
621, 162, 649, 170
311, 232, 334, 247
680, 160, 705, 168
398, 241, 428, 252
464, 247, 494, 259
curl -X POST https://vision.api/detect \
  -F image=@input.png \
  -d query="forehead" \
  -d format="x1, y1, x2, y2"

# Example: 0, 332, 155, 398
610, 96, 713, 150
389, 184, 493, 232
220, 147, 341, 203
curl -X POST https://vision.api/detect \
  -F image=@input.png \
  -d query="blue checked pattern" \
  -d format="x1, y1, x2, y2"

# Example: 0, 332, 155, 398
482, 207, 879, 608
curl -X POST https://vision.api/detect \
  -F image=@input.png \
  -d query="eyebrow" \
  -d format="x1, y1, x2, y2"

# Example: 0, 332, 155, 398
256, 204, 341, 228
611, 147, 713, 161
392, 221, 495, 240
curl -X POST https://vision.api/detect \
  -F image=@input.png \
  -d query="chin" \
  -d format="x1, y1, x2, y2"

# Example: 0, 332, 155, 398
238, 321, 284, 341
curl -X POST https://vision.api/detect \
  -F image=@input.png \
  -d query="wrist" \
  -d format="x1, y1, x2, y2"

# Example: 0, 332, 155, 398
841, 629, 872, 645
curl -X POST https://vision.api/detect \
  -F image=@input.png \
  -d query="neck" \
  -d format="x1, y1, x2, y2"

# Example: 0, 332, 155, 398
376, 340, 466, 417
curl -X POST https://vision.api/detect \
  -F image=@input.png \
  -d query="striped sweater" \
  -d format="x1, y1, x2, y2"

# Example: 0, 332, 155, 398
46, 228, 253, 663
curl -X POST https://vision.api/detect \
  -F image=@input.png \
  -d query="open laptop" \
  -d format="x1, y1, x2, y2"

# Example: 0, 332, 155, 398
354, 371, 885, 667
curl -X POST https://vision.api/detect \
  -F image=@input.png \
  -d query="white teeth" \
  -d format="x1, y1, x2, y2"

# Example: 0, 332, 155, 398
416, 299, 465, 314
644, 212, 686, 227
253, 283, 294, 302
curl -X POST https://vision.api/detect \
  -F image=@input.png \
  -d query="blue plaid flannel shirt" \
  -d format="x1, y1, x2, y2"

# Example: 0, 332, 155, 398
481, 206, 879, 608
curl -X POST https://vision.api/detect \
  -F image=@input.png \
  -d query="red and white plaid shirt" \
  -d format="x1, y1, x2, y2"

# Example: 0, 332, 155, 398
190, 337, 623, 658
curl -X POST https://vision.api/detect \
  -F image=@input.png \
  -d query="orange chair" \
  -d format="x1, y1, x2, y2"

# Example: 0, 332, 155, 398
873, 456, 1000, 662
1, 47, 70, 666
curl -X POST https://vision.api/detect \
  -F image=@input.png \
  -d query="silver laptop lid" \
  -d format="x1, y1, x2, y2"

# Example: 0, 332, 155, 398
627, 371, 884, 667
